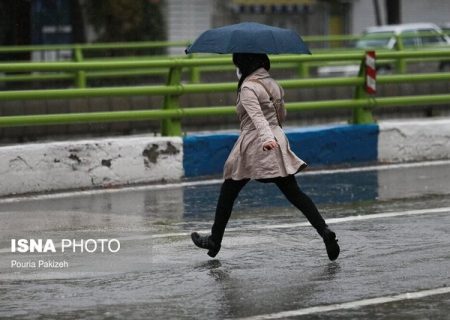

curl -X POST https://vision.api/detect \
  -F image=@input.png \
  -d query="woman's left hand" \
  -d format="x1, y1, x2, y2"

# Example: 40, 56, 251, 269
263, 140, 278, 151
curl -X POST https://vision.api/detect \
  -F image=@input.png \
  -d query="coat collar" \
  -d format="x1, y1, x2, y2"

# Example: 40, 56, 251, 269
246, 68, 270, 81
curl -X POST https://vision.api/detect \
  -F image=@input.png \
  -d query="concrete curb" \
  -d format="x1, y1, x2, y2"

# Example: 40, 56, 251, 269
184, 119, 450, 179
0, 118, 449, 196
183, 124, 379, 178
378, 119, 450, 163
0, 136, 183, 196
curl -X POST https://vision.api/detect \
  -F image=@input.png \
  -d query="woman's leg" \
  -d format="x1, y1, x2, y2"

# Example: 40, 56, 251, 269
210, 178, 249, 245
192, 178, 249, 257
273, 175, 327, 232
273, 175, 340, 260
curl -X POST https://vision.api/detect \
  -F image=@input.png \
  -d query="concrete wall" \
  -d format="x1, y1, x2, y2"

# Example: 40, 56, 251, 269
166, 0, 213, 55
1, 118, 449, 197
401, 0, 450, 26
350, 0, 387, 34
183, 124, 379, 178
378, 119, 450, 163
0, 136, 183, 196
184, 118, 450, 179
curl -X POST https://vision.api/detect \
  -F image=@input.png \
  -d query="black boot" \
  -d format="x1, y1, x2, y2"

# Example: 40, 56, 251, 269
191, 232, 221, 258
320, 228, 340, 261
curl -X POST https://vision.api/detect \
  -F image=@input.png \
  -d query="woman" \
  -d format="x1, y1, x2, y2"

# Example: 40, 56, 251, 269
191, 53, 340, 261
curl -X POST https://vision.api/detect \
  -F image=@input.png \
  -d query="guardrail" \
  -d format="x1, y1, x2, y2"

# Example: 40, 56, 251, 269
0, 40, 190, 57
0, 53, 446, 87
0, 32, 445, 58
0, 40, 190, 86
0, 49, 449, 136
1, 32, 449, 86
1, 49, 449, 86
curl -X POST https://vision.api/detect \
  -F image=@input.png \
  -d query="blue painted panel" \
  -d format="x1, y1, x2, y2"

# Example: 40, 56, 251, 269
183, 133, 239, 177
286, 124, 379, 166
183, 124, 379, 178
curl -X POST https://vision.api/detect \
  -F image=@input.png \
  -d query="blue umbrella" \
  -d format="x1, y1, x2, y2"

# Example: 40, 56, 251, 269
185, 22, 311, 55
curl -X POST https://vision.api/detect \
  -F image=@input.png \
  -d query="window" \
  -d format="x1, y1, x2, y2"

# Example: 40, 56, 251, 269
400, 30, 419, 48
355, 31, 394, 49
419, 29, 446, 46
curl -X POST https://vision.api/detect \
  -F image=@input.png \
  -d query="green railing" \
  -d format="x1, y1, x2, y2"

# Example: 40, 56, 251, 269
0, 40, 190, 57
0, 49, 449, 135
1, 32, 445, 57
1, 49, 448, 84
1, 32, 449, 86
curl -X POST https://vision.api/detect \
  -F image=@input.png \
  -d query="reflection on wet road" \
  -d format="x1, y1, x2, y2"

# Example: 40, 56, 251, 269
0, 162, 449, 319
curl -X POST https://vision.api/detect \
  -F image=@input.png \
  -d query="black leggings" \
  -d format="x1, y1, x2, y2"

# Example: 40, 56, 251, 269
210, 175, 328, 245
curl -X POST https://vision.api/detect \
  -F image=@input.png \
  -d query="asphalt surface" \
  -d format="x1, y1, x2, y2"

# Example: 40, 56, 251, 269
1, 161, 449, 319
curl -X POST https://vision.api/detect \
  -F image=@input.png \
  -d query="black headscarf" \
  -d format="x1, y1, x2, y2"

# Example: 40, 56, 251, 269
233, 53, 271, 91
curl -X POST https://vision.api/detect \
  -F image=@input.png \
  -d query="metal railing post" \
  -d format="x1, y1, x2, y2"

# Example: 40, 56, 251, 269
161, 66, 182, 136
352, 53, 375, 124
394, 34, 407, 74
188, 54, 201, 83
73, 46, 86, 88
297, 62, 309, 78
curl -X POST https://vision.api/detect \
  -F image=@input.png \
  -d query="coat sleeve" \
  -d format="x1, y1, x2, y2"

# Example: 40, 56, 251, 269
240, 86, 275, 145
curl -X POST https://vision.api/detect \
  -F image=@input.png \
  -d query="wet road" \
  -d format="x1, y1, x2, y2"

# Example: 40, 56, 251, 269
1, 161, 450, 319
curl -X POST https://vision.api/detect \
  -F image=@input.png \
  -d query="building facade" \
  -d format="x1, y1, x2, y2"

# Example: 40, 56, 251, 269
2, 1, 449, 51
350, 0, 450, 34
165, 0, 450, 54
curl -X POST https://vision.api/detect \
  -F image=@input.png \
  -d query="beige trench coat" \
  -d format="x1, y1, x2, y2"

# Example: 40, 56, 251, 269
223, 68, 306, 180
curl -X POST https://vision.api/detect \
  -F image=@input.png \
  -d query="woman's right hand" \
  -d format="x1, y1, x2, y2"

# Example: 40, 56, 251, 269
263, 140, 278, 151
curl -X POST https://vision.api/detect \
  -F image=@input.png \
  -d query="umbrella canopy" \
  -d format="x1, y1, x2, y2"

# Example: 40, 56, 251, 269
185, 22, 310, 55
